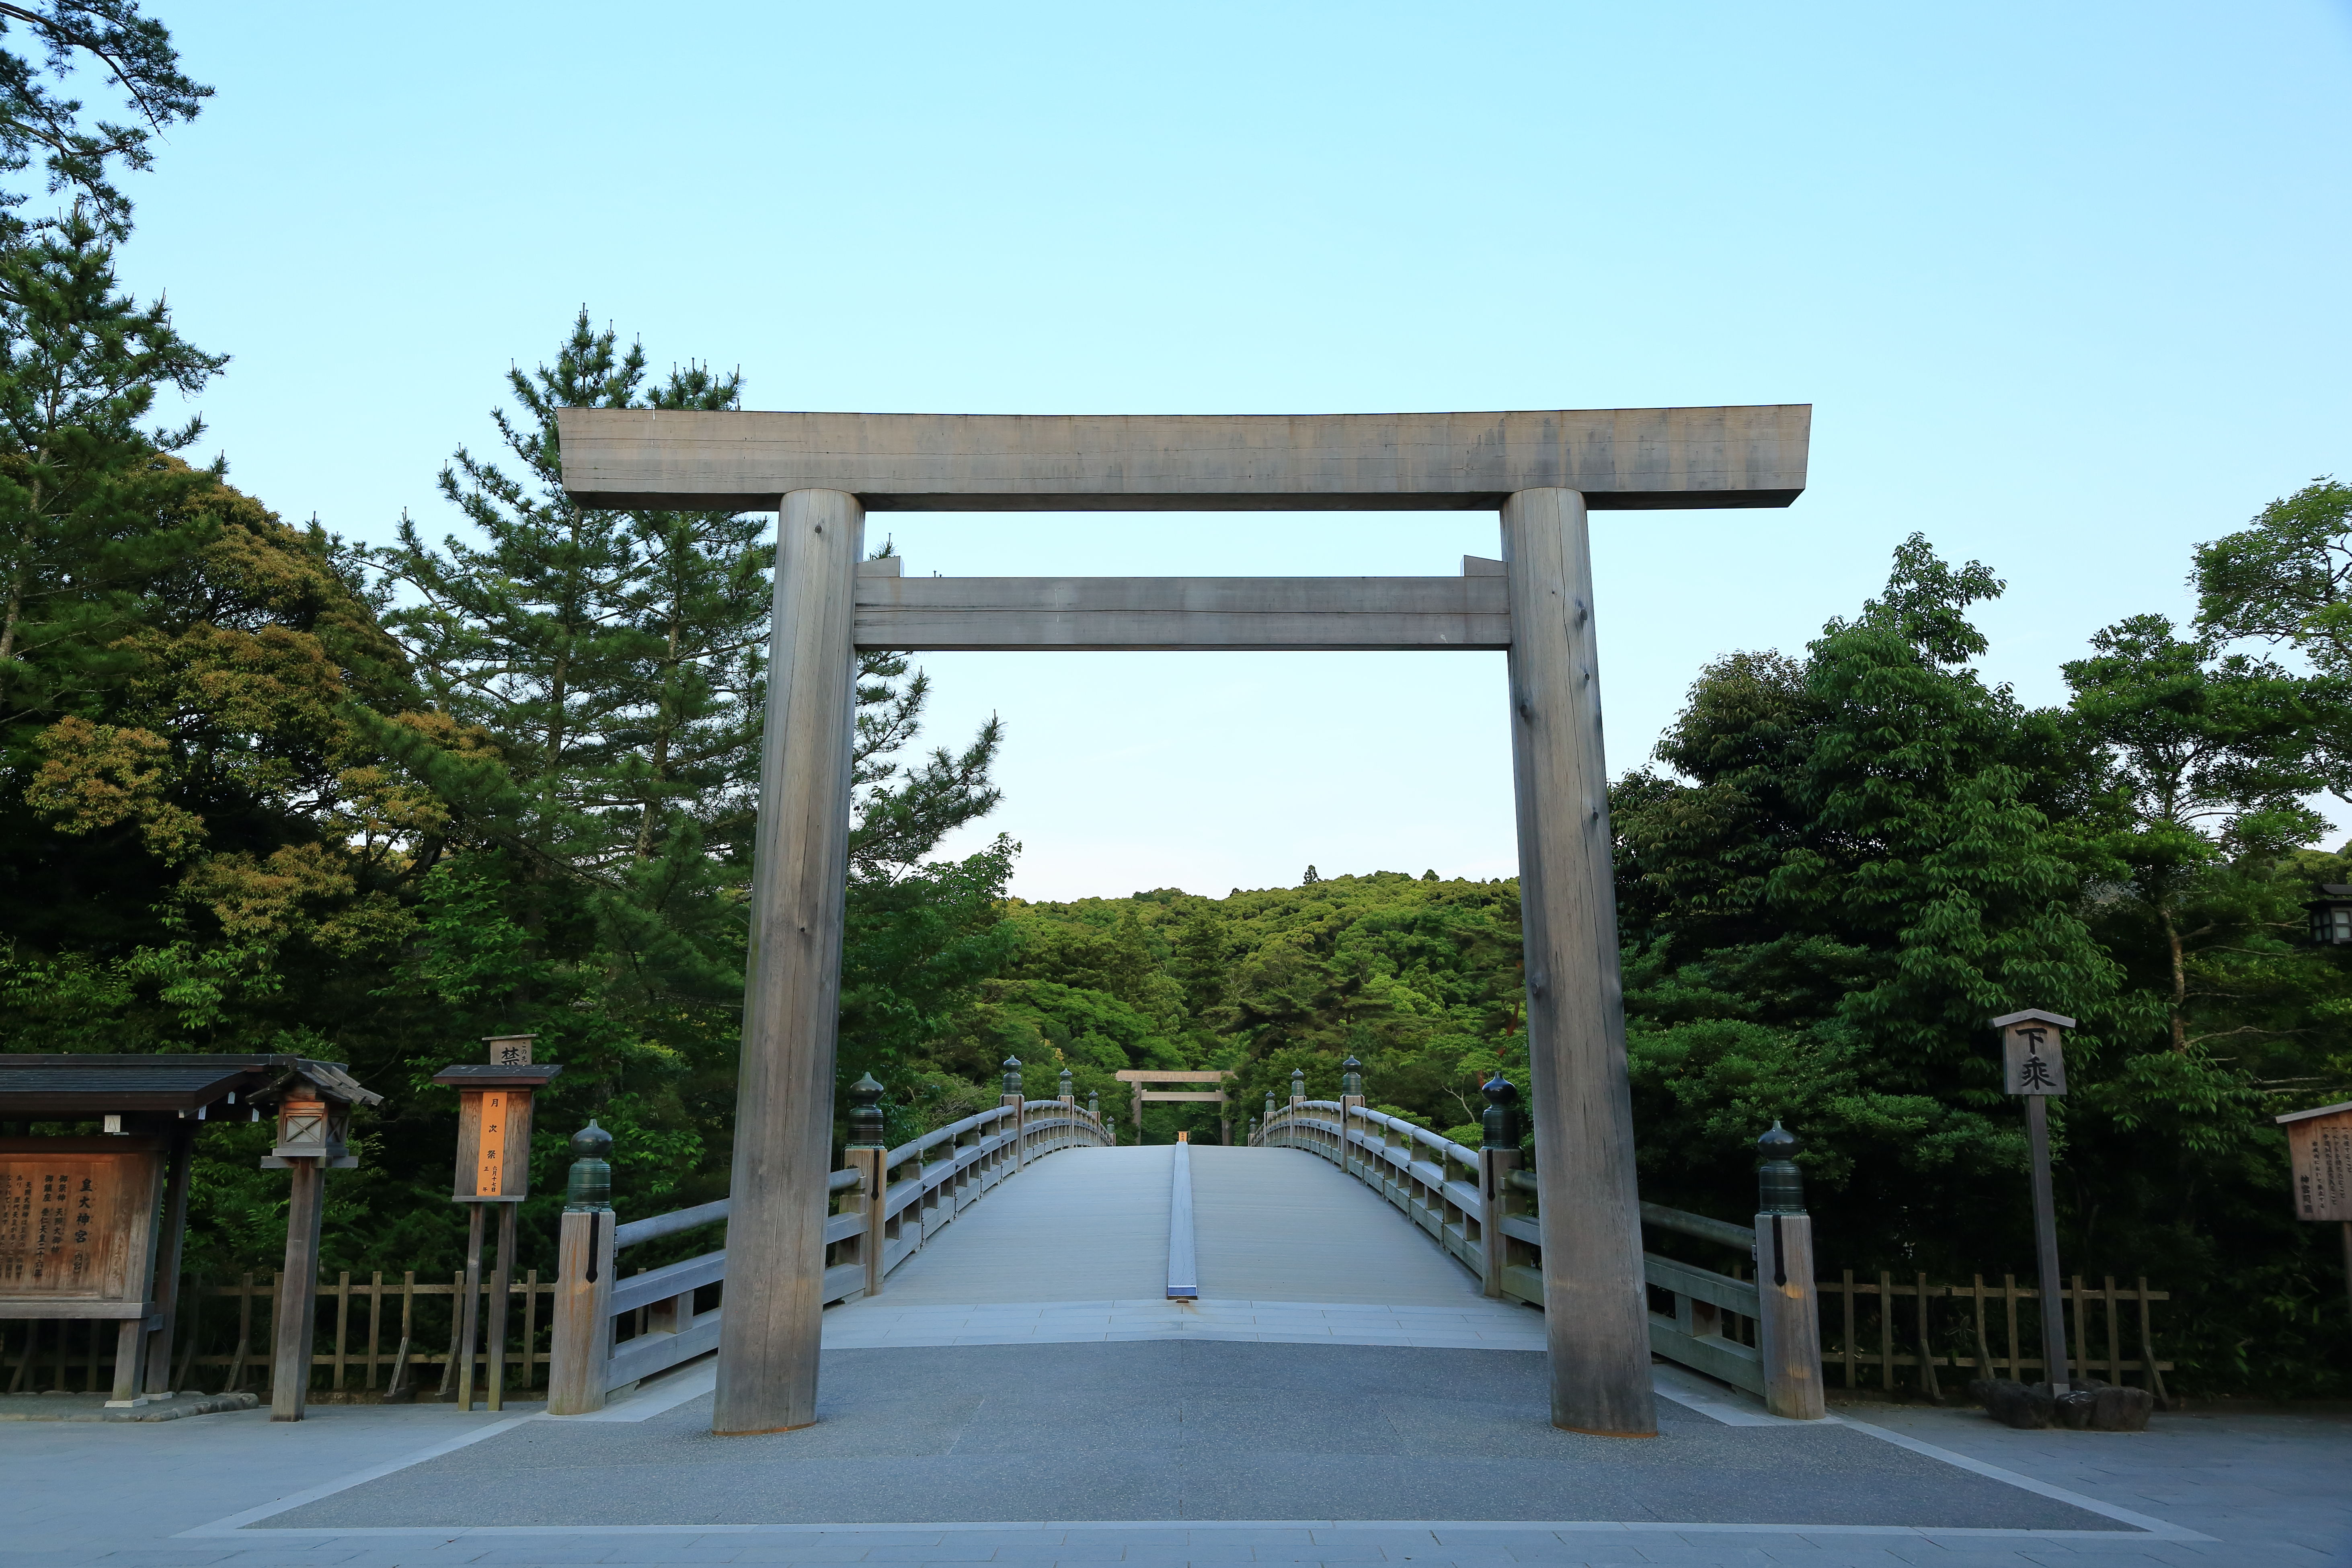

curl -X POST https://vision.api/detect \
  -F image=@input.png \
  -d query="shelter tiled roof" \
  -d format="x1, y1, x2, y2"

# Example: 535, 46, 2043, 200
0, 1054, 382, 1115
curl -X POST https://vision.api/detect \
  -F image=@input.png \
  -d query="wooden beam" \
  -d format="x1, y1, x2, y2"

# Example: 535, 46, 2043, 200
854, 575, 1508, 651
713, 488, 863, 1437
1504, 486, 1658, 1439
556, 406, 1810, 513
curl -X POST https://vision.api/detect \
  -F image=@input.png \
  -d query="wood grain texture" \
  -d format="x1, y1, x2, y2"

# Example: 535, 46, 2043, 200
545, 1209, 616, 1416
270, 1160, 324, 1420
1166, 1144, 1198, 1299
853, 575, 1508, 651
556, 406, 1810, 512
1502, 487, 1658, 1439
141, 1127, 194, 1395
1755, 1212, 1826, 1419
712, 489, 864, 1437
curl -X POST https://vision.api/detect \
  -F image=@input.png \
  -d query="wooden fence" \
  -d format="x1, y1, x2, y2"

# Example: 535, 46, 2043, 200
0, 1266, 640, 1400
1817, 1269, 2172, 1403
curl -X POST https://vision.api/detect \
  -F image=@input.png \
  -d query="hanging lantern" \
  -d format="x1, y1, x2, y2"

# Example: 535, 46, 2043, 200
2310, 885, 2352, 946
273, 1095, 348, 1161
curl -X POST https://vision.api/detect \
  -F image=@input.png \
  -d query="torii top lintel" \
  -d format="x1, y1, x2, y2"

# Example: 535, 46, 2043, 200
555, 405, 1810, 513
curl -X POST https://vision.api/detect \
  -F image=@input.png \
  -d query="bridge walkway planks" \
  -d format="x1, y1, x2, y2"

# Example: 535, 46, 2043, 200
820, 1142, 1543, 1348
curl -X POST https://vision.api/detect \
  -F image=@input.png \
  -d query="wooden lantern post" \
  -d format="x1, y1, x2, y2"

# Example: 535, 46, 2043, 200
2274, 1099, 2352, 1343
432, 1036, 562, 1412
1994, 1008, 2075, 1392
257, 1064, 380, 1422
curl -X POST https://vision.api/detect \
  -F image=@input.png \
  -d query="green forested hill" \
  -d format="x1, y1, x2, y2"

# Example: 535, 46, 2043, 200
956, 873, 1529, 1149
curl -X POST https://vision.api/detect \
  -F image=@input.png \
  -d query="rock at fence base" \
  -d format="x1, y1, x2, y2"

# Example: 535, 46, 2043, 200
1976, 1378, 2052, 1428
2091, 1384, 2153, 1431
2053, 1387, 2098, 1430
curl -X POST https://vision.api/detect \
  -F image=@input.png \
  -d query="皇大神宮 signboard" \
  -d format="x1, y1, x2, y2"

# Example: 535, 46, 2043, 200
0, 1141, 163, 1311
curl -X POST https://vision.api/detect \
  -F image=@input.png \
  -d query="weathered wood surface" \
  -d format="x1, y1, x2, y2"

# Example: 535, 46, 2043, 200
556, 406, 1811, 512
2026, 1094, 2074, 1389
872, 1146, 1173, 1304
852, 575, 1509, 651
269, 1160, 324, 1420
1503, 487, 1657, 1439
1166, 1144, 1198, 1299
141, 1126, 194, 1395
1755, 1212, 1826, 1419
546, 1209, 615, 1416
714, 489, 864, 1437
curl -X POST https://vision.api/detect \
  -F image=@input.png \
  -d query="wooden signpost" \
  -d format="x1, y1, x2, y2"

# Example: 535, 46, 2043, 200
432, 1036, 561, 1412
2274, 1099, 2352, 1339
1994, 1008, 2075, 1391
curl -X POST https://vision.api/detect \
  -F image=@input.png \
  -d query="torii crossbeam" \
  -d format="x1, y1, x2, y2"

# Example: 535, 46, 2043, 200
559, 404, 1811, 1441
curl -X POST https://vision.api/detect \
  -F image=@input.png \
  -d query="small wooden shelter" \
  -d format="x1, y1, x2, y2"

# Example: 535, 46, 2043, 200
0, 1053, 378, 1411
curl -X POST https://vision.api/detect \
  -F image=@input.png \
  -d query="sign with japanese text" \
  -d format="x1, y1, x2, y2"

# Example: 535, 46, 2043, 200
2002, 1020, 2069, 1097
452, 1087, 534, 1201
0, 1149, 160, 1301
2282, 1105, 2352, 1224
476, 1091, 509, 1196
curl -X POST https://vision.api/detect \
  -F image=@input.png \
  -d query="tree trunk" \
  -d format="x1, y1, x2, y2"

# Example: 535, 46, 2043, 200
2161, 905, 2188, 1052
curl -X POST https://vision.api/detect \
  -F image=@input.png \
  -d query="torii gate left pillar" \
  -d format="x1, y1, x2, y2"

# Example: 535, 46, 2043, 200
712, 488, 862, 1435
560, 404, 1812, 1441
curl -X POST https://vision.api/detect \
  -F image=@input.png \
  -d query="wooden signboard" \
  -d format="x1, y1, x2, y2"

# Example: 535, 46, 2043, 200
2000, 1019, 2069, 1096
0, 1139, 163, 1316
2279, 1102, 2352, 1224
452, 1088, 534, 1201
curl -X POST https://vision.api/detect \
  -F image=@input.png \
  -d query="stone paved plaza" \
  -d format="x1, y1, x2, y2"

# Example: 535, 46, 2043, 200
1, 1342, 2345, 1568
6, 1150, 2343, 1567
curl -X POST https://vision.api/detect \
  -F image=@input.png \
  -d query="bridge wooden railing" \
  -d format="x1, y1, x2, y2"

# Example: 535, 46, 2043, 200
1254, 1092, 1825, 1419
546, 1090, 1113, 1414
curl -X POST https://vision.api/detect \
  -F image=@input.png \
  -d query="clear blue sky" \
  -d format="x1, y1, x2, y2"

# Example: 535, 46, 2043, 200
125, 1, 2352, 899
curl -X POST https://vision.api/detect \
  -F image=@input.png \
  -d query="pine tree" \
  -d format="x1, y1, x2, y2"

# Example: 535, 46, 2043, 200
0, 211, 224, 731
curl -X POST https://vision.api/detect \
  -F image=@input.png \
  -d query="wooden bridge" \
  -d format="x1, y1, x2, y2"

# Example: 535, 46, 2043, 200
541, 1081, 1822, 1422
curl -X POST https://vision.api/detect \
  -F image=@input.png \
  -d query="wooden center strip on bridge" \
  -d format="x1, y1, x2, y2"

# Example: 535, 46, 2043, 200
1166, 1141, 1199, 1300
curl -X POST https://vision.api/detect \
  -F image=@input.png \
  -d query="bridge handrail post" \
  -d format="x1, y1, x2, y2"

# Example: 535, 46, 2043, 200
842, 1074, 889, 1301
1477, 1075, 1523, 1301
1001, 1057, 1027, 1171
547, 1124, 617, 1417
1753, 1122, 1825, 1419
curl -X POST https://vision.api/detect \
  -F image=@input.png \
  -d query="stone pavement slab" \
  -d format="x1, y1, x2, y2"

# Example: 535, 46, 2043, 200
244, 1344, 2116, 1532
0, 1345, 2343, 1568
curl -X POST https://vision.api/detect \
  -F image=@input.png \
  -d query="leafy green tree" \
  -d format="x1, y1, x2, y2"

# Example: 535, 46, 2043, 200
2061, 613, 2325, 1051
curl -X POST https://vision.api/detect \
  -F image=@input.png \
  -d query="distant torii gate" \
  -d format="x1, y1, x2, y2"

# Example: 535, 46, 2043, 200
559, 404, 1811, 1443
1116, 1069, 1233, 1143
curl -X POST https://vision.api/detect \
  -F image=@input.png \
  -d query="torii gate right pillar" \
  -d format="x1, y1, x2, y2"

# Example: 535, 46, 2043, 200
1502, 487, 1658, 1439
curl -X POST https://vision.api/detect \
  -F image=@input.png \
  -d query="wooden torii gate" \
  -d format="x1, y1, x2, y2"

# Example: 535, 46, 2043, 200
558, 404, 1810, 1443
1116, 1069, 1233, 1143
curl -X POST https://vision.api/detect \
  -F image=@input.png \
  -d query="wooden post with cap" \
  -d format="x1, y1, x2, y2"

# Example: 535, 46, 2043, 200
1753, 1121, 1825, 1418
1478, 1074, 1522, 1299
844, 1073, 889, 1300
546, 1121, 616, 1416
1994, 1008, 2075, 1392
